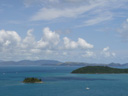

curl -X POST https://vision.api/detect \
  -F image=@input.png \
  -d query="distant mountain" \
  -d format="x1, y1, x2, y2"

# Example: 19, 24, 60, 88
58, 62, 128, 67
17, 60, 61, 65
108, 62, 122, 67
0, 60, 128, 67
0, 60, 61, 66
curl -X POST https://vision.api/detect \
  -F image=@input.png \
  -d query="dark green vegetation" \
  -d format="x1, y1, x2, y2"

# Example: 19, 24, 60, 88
72, 66, 128, 74
23, 77, 43, 83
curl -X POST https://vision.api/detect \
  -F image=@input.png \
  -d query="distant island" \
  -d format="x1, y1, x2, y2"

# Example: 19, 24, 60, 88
23, 77, 43, 83
1, 60, 128, 67
72, 66, 128, 74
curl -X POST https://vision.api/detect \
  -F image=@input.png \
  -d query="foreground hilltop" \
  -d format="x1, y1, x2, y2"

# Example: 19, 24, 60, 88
72, 66, 128, 74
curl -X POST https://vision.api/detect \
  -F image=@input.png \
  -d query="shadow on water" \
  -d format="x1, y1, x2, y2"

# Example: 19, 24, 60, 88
41, 76, 117, 82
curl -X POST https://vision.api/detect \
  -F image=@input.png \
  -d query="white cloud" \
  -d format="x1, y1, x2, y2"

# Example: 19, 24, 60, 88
63, 52, 67, 56
43, 27, 60, 45
30, 0, 114, 21
102, 46, 116, 57
37, 27, 60, 49
29, 0, 128, 26
63, 37, 77, 49
31, 4, 98, 21
46, 49, 53, 54
65, 0, 85, 3
0, 30, 21, 49
22, 29, 36, 49
0, 27, 118, 61
78, 38, 93, 49
0, 27, 94, 61
63, 37, 93, 49
126, 18, 128, 22
112, 52, 116, 57
118, 19, 128, 41
49, 0, 59, 2
30, 49, 41, 53
103, 46, 109, 52
81, 12, 112, 26
82, 51, 94, 57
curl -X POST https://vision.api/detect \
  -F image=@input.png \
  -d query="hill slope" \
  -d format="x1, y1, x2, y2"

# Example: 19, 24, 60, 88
72, 66, 128, 74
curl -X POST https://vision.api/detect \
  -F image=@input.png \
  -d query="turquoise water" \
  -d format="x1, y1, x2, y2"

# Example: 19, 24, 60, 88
0, 66, 128, 96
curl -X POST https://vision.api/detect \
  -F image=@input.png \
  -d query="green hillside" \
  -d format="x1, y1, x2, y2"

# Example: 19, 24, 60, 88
23, 77, 43, 83
72, 66, 128, 74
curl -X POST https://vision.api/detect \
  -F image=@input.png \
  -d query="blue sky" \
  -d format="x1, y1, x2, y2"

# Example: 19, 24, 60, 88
0, 0, 128, 63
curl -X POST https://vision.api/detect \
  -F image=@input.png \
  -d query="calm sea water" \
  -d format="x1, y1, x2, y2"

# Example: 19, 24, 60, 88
0, 66, 128, 96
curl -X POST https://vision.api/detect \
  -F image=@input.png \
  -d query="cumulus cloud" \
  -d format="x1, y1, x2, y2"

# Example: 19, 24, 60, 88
78, 38, 94, 49
36, 27, 60, 49
0, 30, 21, 49
63, 37, 93, 49
0, 28, 118, 61
102, 46, 116, 57
103, 46, 109, 52
22, 29, 35, 49
82, 51, 95, 57
0, 27, 94, 61
63, 37, 77, 49
63, 52, 67, 56
0, 27, 59, 60
30, 49, 41, 53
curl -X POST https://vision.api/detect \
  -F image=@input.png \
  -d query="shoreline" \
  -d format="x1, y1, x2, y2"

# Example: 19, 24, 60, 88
22, 81, 43, 83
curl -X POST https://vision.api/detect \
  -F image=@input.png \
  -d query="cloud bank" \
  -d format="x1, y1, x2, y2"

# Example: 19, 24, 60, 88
0, 27, 93, 61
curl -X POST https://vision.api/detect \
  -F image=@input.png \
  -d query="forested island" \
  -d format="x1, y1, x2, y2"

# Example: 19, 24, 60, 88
72, 66, 128, 74
23, 77, 43, 83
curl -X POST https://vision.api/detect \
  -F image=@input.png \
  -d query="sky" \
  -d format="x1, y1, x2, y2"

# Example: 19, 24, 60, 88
0, 0, 128, 63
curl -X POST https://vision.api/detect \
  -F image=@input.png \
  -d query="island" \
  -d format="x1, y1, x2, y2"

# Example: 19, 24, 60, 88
23, 77, 43, 83
71, 66, 128, 74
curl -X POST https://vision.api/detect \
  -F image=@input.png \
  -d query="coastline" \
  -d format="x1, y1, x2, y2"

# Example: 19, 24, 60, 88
22, 81, 43, 83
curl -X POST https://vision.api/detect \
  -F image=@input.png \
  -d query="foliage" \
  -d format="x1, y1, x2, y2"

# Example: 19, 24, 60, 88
23, 77, 42, 83
72, 66, 128, 74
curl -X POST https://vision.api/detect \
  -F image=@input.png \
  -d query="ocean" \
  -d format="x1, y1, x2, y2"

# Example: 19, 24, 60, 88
0, 66, 128, 96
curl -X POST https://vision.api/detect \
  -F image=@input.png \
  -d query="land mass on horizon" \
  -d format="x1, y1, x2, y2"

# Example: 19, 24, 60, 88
72, 66, 128, 74
0, 60, 128, 67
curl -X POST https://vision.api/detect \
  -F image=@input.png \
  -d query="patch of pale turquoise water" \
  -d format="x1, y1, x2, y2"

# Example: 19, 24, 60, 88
0, 66, 128, 96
